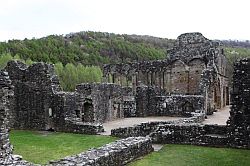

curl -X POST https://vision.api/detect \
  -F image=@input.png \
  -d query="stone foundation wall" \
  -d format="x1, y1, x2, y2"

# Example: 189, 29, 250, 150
49, 137, 153, 166
111, 123, 227, 147
111, 113, 205, 138
62, 121, 104, 134
227, 58, 250, 149
150, 124, 228, 147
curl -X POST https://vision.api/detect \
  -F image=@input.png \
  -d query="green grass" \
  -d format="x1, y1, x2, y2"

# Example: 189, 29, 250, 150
130, 144, 250, 166
10, 130, 117, 165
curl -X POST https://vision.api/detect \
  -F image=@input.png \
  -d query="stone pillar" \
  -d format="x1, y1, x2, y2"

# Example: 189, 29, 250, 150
158, 71, 162, 88
167, 70, 172, 93
132, 74, 137, 95
162, 71, 165, 89
120, 76, 123, 86
220, 77, 224, 108
187, 70, 190, 94
126, 76, 129, 87
146, 72, 150, 86
151, 72, 154, 86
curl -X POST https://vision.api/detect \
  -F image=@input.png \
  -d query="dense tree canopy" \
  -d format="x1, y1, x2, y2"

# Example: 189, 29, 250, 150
0, 31, 249, 91
0, 31, 170, 66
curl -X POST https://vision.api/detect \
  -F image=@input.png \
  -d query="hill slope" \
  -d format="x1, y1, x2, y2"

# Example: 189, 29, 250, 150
0, 31, 175, 66
0, 31, 249, 91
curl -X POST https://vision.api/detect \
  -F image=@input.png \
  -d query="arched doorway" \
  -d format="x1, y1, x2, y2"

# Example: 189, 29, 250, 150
82, 101, 94, 122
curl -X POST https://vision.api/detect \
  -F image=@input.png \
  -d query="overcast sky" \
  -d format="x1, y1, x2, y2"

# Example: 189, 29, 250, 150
0, 0, 250, 41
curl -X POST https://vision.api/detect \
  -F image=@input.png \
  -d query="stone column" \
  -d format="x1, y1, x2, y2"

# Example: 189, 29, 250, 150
146, 72, 150, 86
132, 74, 137, 95
120, 75, 123, 86
151, 72, 154, 86
167, 70, 172, 93
162, 71, 165, 89
126, 75, 129, 87
158, 71, 162, 88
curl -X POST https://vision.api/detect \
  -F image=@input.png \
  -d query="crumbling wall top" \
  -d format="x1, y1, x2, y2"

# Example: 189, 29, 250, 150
5, 60, 62, 93
176, 32, 208, 47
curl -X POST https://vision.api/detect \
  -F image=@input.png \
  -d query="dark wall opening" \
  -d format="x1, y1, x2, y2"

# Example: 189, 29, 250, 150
83, 102, 94, 122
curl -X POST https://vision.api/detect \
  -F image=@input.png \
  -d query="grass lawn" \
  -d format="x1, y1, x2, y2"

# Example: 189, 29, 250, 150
130, 144, 250, 166
10, 130, 117, 164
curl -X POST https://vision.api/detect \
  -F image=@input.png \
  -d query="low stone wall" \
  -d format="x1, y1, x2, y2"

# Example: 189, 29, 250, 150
63, 120, 104, 134
48, 137, 153, 166
110, 115, 228, 148
111, 113, 205, 138
111, 121, 173, 138
150, 124, 228, 147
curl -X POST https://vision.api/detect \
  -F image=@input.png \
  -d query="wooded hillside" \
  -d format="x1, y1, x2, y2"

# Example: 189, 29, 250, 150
0, 31, 249, 91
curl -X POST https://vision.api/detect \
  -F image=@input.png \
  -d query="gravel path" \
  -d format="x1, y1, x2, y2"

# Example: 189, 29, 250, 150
202, 106, 230, 125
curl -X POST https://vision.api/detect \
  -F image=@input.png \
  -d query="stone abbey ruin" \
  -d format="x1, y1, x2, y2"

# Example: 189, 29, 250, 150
1, 33, 249, 165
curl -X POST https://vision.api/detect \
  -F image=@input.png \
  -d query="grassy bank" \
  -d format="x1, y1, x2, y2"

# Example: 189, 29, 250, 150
10, 130, 117, 164
130, 144, 250, 166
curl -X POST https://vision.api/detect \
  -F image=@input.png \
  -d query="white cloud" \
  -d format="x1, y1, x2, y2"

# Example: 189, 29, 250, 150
0, 0, 250, 41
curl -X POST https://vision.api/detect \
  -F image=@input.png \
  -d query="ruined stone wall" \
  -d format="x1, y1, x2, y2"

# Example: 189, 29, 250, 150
135, 86, 204, 117
103, 33, 226, 94
5, 61, 103, 134
111, 120, 228, 148
49, 137, 153, 166
103, 59, 206, 95
150, 124, 228, 147
0, 70, 33, 166
155, 95, 204, 116
103, 32, 230, 113
135, 86, 164, 117
111, 59, 249, 149
123, 95, 136, 117
111, 113, 205, 138
5, 61, 63, 130
0, 71, 14, 164
227, 58, 250, 149
75, 83, 124, 123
